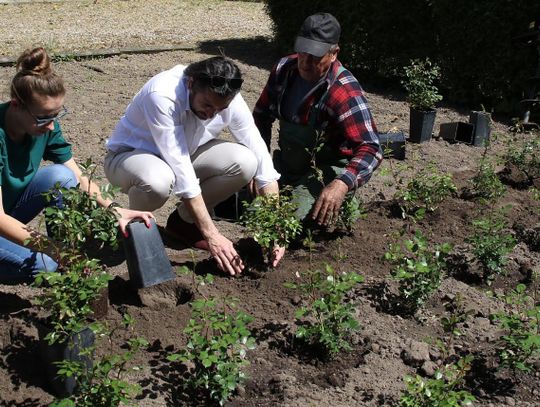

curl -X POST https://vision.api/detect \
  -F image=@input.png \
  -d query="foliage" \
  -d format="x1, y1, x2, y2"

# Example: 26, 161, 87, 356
34, 257, 112, 345
336, 195, 367, 232
285, 262, 364, 358
241, 192, 302, 254
399, 355, 475, 407
384, 232, 452, 313
441, 294, 474, 338
466, 211, 516, 283
490, 283, 540, 373
167, 298, 255, 406
43, 158, 120, 252
469, 158, 506, 203
503, 138, 540, 185
396, 164, 456, 221
51, 314, 148, 407
402, 58, 443, 111
265, 0, 540, 112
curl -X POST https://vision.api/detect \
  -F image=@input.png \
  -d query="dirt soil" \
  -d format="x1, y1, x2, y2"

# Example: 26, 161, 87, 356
1, 2, 540, 407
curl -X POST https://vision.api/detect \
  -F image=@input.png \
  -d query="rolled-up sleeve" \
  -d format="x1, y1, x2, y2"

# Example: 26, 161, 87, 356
228, 94, 280, 189
141, 92, 201, 198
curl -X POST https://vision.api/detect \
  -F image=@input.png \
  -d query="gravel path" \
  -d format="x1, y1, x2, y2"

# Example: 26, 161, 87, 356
0, 0, 271, 58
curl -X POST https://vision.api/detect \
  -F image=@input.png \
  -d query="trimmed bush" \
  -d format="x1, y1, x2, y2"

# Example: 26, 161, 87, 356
265, 0, 540, 113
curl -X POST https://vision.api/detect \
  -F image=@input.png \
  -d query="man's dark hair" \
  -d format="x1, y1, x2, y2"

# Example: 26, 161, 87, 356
184, 56, 243, 98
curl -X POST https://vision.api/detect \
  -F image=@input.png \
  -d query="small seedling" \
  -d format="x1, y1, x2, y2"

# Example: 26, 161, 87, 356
466, 210, 516, 283
384, 232, 452, 313
168, 297, 255, 405
336, 195, 367, 233
441, 294, 474, 338
43, 158, 120, 252
469, 158, 505, 203
241, 192, 302, 261
490, 282, 540, 373
396, 164, 456, 221
503, 137, 540, 185
285, 262, 363, 358
50, 314, 148, 407
399, 355, 475, 407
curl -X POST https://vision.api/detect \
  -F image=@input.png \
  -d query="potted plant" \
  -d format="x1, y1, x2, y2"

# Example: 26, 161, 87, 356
30, 159, 122, 396
402, 58, 443, 143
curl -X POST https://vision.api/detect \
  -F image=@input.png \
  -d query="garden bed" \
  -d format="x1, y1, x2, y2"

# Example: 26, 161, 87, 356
0, 1, 539, 406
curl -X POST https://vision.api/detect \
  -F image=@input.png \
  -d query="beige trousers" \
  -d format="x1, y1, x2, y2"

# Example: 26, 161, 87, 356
104, 139, 257, 222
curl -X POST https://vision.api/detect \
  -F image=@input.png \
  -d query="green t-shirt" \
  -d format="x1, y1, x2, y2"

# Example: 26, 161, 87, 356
0, 102, 73, 213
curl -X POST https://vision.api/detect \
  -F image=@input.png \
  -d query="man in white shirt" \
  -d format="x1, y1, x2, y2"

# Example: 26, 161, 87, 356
104, 56, 283, 275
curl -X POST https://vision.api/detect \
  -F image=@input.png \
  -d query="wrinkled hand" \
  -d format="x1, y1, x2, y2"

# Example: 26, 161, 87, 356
269, 245, 286, 268
311, 179, 349, 226
207, 233, 244, 276
115, 207, 155, 237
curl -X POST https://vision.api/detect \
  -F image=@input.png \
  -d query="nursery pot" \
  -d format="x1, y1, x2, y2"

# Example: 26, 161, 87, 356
378, 131, 406, 160
39, 325, 95, 397
409, 107, 436, 143
439, 122, 475, 144
123, 218, 175, 288
469, 111, 491, 147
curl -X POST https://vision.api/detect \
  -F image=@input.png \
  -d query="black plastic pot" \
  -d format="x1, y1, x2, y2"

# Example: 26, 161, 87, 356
469, 111, 491, 147
409, 108, 436, 143
39, 326, 94, 397
123, 218, 175, 288
439, 122, 475, 144
379, 131, 406, 160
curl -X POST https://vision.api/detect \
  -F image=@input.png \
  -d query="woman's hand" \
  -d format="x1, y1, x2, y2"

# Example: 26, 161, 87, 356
269, 245, 285, 268
114, 207, 155, 237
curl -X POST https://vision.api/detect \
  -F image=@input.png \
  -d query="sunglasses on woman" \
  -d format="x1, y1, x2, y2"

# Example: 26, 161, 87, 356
27, 105, 69, 126
199, 74, 243, 90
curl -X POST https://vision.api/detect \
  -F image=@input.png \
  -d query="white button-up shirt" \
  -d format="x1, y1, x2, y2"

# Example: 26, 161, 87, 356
106, 65, 279, 199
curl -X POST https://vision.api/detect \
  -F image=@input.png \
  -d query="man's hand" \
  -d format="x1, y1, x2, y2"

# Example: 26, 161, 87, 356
311, 179, 349, 226
207, 233, 245, 276
269, 245, 286, 268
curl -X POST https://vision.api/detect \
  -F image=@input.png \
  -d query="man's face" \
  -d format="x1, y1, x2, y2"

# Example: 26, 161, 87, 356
189, 86, 233, 120
297, 49, 338, 82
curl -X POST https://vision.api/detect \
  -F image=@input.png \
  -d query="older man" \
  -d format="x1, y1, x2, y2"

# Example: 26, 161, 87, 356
253, 13, 382, 227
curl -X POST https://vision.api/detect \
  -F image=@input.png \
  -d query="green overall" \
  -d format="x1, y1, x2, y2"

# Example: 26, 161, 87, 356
276, 67, 349, 221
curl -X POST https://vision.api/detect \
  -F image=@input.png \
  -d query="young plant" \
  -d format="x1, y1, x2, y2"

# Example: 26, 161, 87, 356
285, 242, 364, 359
490, 283, 540, 373
399, 355, 475, 407
384, 232, 452, 313
168, 297, 256, 405
441, 294, 474, 339
396, 164, 456, 221
44, 158, 120, 252
51, 314, 148, 407
241, 192, 302, 257
503, 137, 540, 185
402, 58, 443, 111
34, 256, 112, 345
469, 158, 506, 203
336, 195, 367, 233
466, 211, 516, 283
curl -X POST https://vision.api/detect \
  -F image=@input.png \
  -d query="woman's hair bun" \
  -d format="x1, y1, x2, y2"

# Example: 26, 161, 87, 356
16, 47, 51, 76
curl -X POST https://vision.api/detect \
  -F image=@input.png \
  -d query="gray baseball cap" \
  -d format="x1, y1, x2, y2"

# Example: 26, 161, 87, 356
294, 13, 341, 57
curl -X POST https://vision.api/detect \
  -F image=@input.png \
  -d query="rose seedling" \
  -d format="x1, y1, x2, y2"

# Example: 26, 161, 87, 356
168, 297, 256, 405
285, 263, 364, 358
384, 232, 452, 314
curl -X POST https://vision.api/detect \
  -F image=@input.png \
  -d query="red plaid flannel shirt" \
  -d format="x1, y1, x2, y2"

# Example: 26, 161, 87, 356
253, 54, 382, 190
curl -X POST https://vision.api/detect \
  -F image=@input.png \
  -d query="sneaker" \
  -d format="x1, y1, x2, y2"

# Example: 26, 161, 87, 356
165, 210, 209, 251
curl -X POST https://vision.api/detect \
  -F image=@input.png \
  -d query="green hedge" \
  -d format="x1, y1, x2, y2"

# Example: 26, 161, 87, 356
265, 0, 540, 113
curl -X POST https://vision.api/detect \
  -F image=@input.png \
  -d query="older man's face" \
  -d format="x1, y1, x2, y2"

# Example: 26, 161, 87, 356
297, 49, 338, 82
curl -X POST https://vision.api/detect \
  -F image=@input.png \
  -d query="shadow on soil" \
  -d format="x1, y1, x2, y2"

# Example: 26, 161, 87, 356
197, 36, 280, 71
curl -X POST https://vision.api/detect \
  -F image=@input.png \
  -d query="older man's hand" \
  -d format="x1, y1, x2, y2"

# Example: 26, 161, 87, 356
311, 179, 349, 226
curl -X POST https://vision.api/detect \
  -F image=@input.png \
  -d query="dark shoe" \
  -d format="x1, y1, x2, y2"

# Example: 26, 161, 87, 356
165, 210, 209, 251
